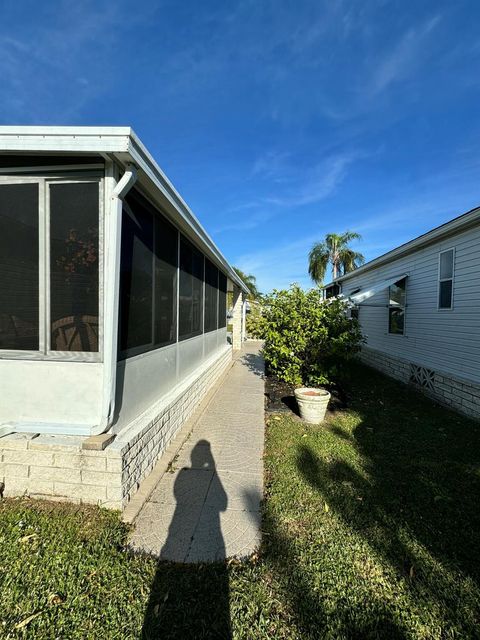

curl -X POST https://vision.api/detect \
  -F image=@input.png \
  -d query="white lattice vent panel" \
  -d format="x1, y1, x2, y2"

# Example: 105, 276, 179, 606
410, 364, 435, 391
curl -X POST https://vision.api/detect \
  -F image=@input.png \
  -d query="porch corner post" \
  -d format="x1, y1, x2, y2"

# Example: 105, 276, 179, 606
94, 162, 137, 436
232, 284, 243, 351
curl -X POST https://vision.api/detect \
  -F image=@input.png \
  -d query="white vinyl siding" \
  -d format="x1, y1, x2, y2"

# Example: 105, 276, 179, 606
341, 224, 480, 383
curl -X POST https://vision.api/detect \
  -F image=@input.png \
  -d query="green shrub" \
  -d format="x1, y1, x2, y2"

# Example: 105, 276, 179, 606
262, 284, 363, 387
245, 302, 266, 339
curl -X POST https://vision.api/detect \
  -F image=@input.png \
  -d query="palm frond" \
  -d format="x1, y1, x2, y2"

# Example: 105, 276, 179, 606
308, 242, 329, 285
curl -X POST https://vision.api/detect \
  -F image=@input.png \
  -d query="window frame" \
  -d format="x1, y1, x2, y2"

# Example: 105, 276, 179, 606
388, 277, 407, 336
118, 197, 180, 360
46, 179, 103, 361
0, 174, 103, 363
178, 235, 205, 342
204, 257, 219, 333
437, 247, 455, 311
218, 271, 227, 329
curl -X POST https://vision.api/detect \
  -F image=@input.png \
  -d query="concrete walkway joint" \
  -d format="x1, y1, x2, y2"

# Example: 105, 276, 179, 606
129, 342, 265, 563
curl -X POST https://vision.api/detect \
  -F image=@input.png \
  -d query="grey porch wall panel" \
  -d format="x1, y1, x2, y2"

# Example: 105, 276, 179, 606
113, 342, 177, 433
343, 224, 480, 383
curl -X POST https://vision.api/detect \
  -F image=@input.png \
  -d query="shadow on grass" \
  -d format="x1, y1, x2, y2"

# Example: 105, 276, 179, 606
141, 562, 231, 640
140, 362, 480, 638
295, 363, 480, 636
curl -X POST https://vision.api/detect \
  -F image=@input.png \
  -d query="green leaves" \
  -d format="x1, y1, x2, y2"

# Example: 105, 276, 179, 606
262, 285, 363, 387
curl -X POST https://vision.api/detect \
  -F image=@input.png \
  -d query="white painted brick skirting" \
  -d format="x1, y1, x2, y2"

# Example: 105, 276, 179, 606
0, 345, 233, 509
359, 346, 480, 420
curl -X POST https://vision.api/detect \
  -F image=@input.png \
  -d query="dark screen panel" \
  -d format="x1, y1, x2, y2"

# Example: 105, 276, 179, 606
192, 249, 204, 336
50, 182, 99, 352
204, 259, 218, 333
179, 237, 204, 340
179, 238, 193, 340
154, 215, 178, 346
119, 200, 154, 352
218, 271, 227, 329
0, 183, 39, 350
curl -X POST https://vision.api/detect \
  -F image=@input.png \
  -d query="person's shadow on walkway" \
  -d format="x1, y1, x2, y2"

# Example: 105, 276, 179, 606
142, 441, 232, 639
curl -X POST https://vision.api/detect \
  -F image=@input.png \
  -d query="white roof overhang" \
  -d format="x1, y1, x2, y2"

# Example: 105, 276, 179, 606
324, 205, 480, 290
347, 274, 408, 304
0, 126, 249, 294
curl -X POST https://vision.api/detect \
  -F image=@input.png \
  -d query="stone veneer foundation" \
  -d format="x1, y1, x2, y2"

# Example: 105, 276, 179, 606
0, 346, 232, 510
360, 346, 480, 420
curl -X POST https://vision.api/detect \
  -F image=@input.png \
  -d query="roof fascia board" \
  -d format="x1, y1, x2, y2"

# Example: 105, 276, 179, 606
326, 208, 480, 287
0, 126, 131, 154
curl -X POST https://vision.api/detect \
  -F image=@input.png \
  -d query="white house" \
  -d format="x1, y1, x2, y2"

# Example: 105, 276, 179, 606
0, 126, 249, 509
324, 207, 480, 420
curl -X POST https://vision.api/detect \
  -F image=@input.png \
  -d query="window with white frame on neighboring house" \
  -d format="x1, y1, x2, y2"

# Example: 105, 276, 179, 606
388, 277, 406, 335
438, 248, 454, 309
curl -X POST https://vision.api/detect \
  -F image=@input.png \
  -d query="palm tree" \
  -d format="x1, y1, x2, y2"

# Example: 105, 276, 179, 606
308, 231, 364, 285
233, 267, 261, 300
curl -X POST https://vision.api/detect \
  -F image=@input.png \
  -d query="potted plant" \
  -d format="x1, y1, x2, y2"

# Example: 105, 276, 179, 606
294, 387, 331, 423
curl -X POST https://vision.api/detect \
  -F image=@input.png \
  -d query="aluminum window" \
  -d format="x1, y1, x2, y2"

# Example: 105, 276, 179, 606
49, 182, 100, 352
119, 198, 154, 353
0, 176, 102, 360
0, 182, 39, 350
438, 248, 454, 310
204, 258, 219, 333
388, 277, 406, 335
119, 189, 178, 356
179, 236, 204, 341
218, 271, 227, 329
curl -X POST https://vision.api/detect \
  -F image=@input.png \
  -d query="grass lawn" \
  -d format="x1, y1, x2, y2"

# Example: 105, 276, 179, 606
1, 363, 480, 639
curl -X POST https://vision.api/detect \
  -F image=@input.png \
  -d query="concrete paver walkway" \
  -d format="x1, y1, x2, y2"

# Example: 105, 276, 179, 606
129, 342, 265, 562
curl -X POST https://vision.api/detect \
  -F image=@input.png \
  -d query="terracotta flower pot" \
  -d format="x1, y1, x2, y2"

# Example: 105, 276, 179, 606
294, 387, 331, 424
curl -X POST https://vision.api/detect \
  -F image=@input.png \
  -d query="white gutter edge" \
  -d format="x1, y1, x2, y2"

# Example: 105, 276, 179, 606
92, 164, 137, 436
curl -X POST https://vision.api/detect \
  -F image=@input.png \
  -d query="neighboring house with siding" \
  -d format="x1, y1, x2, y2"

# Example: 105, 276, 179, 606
0, 126, 249, 509
324, 206, 480, 420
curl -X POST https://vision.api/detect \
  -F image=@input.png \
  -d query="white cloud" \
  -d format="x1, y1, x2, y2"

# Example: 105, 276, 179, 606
266, 153, 357, 207
368, 15, 442, 98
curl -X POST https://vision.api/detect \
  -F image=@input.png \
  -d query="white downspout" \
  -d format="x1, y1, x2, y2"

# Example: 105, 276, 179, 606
91, 164, 137, 436
241, 299, 247, 343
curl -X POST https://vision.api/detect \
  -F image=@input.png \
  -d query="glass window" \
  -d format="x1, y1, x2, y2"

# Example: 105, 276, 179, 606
119, 189, 180, 355
50, 182, 99, 352
154, 215, 178, 347
192, 250, 204, 336
218, 272, 227, 328
179, 240, 193, 340
325, 284, 340, 299
179, 237, 204, 340
204, 259, 219, 333
439, 280, 453, 309
438, 249, 454, 309
440, 250, 454, 280
0, 183, 39, 350
388, 278, 406, 335
119, 199, 154, 352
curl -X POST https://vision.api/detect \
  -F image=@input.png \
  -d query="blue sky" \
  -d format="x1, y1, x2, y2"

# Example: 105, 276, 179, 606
1, 0, 480, 291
